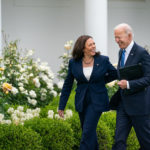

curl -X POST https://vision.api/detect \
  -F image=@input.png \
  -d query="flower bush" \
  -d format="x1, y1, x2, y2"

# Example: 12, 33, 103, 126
0, 40, 56, 114
57, 40, 73, 81
48, 109, 73, 120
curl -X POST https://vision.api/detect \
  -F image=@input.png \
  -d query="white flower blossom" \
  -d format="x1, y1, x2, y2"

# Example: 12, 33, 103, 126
57, 81, 64, 89
33, 77, 40, 88
63, 53, 68, 58
22, 90, 28, 95
11, 87, 19, 95
27, 66, 32, 70
47, 82, 53, 90
28, 98, 37, 106
17, 106, 24, 112
60, 64, 65, 69
55, 114, 61, 119
29, 90, 37, 98
40, 88, 47, 93
50, 90, 57, 97
2, 120, 11, 124
0, 114, 4, 121
107, 80, 118, 87
7, 107, 14, 114
65, 109, 73, 119
20, 67, 25, 73
40, 74, 48, 82
41, 93, 47, 101
48, 110, 54, 119
48, 72, 54, 79
19, 86, 25, 92
26, 109, 32, 114
29, 73, 34, 77
26, 49, 34, 57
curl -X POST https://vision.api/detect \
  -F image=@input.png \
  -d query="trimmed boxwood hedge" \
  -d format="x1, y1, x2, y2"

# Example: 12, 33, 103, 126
67, 113, 82, 150
24, 118, 74, 150
0, 124, 43, 150
100, 111, 140, 150
97, 119, 113, 150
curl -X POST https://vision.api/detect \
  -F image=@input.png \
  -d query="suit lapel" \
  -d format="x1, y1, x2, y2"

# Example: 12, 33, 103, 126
118, 49, 123, 69
77, 59, 89, 82
89, 56, 100, 82
124, 43, 136, 66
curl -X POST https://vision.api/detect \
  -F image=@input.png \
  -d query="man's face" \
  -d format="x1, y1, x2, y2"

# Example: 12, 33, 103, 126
114, 28, 131, 49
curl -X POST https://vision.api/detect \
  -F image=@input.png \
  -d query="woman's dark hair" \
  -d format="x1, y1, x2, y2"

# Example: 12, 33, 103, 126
72, 35, 100, 60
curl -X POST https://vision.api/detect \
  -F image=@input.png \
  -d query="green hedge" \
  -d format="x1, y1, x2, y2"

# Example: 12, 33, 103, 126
0, 124, 43, 150
0, 111, 140, 150
24, 118, 74, 150
67, 113, 82, 150
100, 111, 140, 150
97, 119, 112, 150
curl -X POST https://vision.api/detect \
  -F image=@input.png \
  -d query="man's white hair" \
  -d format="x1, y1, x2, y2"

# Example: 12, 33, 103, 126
114, 23, 134, 37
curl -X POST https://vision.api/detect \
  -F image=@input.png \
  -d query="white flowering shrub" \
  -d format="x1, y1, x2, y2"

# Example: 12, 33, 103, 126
55, 40, 77, 94
0, 40, 56, 113
48, 109, 73, 120
0, 106, 40, 125
57, 40, 73, 80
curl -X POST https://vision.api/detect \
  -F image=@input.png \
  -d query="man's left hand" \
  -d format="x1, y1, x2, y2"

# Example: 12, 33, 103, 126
118, 80, 127, 89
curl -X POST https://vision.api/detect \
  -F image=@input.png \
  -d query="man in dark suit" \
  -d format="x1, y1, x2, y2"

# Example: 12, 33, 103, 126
112, 23, 150, 150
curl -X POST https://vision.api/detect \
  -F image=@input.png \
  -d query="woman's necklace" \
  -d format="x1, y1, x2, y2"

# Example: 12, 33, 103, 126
83, 57, 94, 64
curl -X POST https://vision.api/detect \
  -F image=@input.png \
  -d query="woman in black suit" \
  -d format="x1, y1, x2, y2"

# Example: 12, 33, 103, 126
58, 35, 117, 150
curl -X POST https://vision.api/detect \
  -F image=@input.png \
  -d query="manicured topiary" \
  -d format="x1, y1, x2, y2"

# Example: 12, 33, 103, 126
24, 118, 74, 150
0, 124, 43, 150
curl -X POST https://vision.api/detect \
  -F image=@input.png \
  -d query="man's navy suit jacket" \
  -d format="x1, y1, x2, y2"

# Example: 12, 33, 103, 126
118, 42, 150, 115
59, 55, 117, 112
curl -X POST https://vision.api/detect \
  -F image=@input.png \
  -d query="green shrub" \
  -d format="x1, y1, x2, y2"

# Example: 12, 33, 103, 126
24, 118, 74, 150
127, 128, 140, 150
100, 111, 116, 144
0, 124, 43, 150
67, 113, 82, 150
97, 119, 112, 150
100, 111, 140, 149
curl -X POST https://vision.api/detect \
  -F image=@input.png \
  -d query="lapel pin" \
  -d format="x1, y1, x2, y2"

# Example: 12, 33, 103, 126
130, 53, 134, 56
96, 64, 99, 66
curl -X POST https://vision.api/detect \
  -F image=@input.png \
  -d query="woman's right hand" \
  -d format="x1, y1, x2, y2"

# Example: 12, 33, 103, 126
58, 110, 64, 118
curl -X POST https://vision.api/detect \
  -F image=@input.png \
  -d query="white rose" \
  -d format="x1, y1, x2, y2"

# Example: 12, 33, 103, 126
11, 87, 19, 95
29, 90, 37, 98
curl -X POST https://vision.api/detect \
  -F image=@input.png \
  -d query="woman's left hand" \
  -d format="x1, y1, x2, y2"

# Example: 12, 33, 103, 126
58, 110, 64, 118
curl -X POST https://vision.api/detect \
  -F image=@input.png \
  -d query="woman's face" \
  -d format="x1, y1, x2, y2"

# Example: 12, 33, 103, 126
83, 38, 96, 57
